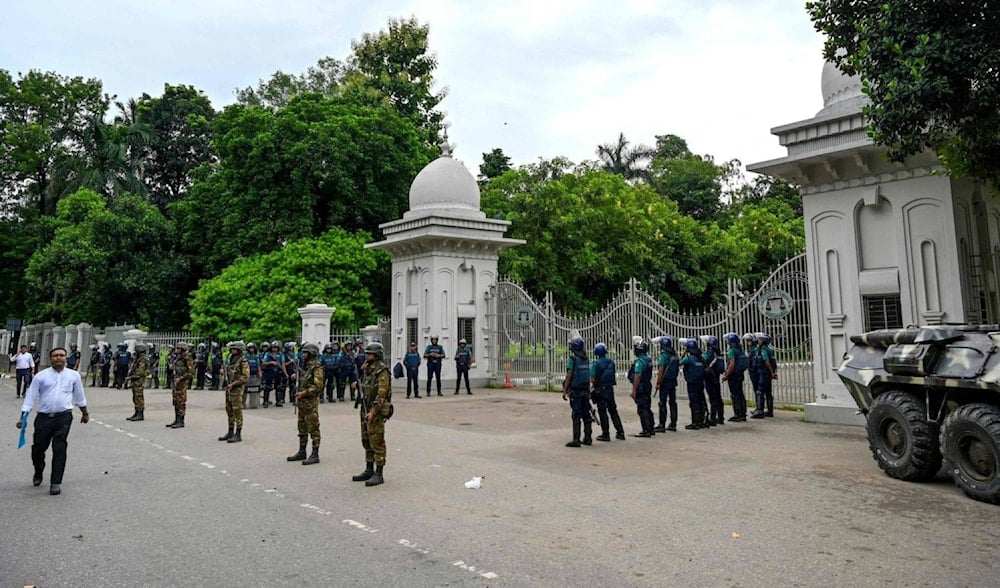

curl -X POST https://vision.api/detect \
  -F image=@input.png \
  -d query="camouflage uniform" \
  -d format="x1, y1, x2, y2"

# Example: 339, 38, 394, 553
296, 356, 324, 450
173, 349, 194, 418
226, 353, 250, 430
360, 359, 392, 466
127, 352, 150, 411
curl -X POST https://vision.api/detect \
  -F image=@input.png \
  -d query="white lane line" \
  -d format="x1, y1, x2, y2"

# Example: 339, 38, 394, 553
200, 462, 216, 469
126, 433, 137, 438
181, 455, 194, 461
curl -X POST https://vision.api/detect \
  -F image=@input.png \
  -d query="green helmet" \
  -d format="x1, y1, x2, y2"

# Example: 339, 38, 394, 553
134, 343, 148, 354
364, 342, 384, 361
301, 343, 320, 356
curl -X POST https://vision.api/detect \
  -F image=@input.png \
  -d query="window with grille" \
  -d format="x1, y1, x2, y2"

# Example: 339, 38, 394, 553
863, 295, 903, 331
458, 318, 475, 353
406, 319, 418, 347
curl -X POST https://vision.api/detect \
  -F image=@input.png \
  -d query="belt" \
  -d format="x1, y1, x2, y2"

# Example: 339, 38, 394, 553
40, 409, 72, 418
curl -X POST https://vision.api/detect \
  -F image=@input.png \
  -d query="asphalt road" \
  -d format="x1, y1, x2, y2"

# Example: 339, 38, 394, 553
2, 376, 999, 587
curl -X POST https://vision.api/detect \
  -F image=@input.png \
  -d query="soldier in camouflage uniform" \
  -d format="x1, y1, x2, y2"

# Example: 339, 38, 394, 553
219, 340, 250, 444
286, 343, 323, 465
352, 342, 392, 487
167, 342, 194, 429
125, 343, 150, 422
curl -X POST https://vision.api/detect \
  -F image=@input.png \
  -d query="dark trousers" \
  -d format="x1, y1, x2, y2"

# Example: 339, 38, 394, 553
152, 367, 160, 389
324, 369, 337, 400
337, 376, 352, 401
657, 382, 678, 427
406, 369, 419, 397
455, 366, 470, 393
262, 371, 279, 405
634, 391, 654, 433
15, 368, 32, 397
748, 368, 762, 411
195, 364, 206, 389
687, 380, 706, 422
100, 365, 111, 387
426, 362, 442, 395
32, 411, 73, 485
705, 376, 724, 423
275, 373, 289, 405
113, 365, 127, 389
728, 376, 746, 418
593, 386, 624, 436
210, 364, 222, 389
757, 372, 774, 414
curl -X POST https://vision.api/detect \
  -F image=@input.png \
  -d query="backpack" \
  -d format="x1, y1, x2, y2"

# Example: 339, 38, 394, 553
393, 362, 404, 379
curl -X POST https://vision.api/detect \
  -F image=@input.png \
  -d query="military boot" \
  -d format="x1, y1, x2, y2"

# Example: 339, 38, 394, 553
218, 428, 234, 441
287, 438, 307, 461
352, 462, 375, 482
302, 447, 320, 465
165, 411, 179, 428
582, 421, 593, 445
170, 416, 185, 429
227, 428, 242, 443
365, 464, 384, 486
126, 410, 144, 422
566, 421, 582, 447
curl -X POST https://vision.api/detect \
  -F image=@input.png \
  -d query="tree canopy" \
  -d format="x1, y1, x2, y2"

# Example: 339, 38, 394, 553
808, 0, 1000, 181
188, 227, 388, 342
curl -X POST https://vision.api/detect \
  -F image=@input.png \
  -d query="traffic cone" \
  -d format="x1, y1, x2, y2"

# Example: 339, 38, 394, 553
504, 363, 515, 388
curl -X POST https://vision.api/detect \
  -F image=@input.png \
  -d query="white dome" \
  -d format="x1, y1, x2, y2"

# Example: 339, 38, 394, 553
407, 155, 482, 215
818, 60, 866, 116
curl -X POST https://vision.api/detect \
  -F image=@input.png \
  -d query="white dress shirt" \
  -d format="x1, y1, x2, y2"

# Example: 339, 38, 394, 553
12, 352, 35, 370
21, 366, 88, 415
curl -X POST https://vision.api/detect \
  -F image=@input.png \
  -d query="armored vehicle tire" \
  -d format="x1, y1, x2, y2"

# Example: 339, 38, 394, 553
866, 390, 942, 482
940, 404, 1000, 504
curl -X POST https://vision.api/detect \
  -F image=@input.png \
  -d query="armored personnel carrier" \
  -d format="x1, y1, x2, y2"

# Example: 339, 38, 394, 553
839, 325, 1000, 504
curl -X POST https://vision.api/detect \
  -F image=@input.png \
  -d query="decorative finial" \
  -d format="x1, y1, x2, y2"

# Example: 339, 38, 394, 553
439, 123, 453, 157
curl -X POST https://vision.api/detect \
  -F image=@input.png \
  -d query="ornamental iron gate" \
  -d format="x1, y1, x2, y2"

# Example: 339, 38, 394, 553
487, 253, 813, 405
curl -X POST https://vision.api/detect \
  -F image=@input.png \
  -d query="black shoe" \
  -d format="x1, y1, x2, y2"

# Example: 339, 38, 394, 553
764, 411, 774, 418
49, 484, 61, 495
33, 473, 42, 487
414, 395, 421, 398
666, 424, 677, 432
716, 418, 725, 426
565, 440, 581, 447
454, 391, 459, 395
653, 425, 667, 433
126, 410, 144, 421
170, 417, 185, 429
750, 412, 765, 419
596, 434, 611, 442
406, 395, 411, 399
352, 463, 375, 482
582, 437, 592, 446
727, 415, 740, 422
165, 419, 178, 428
615, 432, 626, 440
287, 449, 307, 462
633, 431, 652, 438
437, 392, 443, 397
218, 430, 234, 442
365, 465, 384, 486
227, 432, 242, 443
275, 402, 283, 407
684, 423, 701, 430
467, 391, 473, 395
302, 449, 320, 465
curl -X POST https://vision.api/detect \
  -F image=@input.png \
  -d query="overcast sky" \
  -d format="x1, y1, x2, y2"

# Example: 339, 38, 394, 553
2, 0, 827, 174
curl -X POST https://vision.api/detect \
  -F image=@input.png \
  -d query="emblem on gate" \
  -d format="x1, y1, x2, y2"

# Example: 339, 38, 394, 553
514, 306, 534, 328
758, 289, 794, 319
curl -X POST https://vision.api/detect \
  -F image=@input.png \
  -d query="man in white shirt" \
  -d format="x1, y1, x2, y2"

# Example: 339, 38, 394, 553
16, 347, 90, 495
11, 344, 35, 399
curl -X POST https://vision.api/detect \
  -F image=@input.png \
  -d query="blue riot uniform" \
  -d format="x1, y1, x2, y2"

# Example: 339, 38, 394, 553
424, 342, 445, 396
454, 344, 473, 395
681, 350, 707, 429
336, 348, 357, 401
630, 352, 655, 437
655, 349, 680, 432
320, 350, 339, 402
261, 349, 281, 407
723, 344, 749, 421
591, 354, 624, 440
564, 351, 593, 446
703, 346, 725, 427
404, 348, 421, 398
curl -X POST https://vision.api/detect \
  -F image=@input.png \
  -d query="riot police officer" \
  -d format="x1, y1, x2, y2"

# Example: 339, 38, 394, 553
454, 338, 473, 395
653, 336, 680, 433
629, 337, 655, 438
320, 343, 338, 403
338, 341, 358, 402
591, 342, 625, 441
562, 336, 593, 447
66, 344, 81, 371
209, 341, 223, 390
702, 335, 725, 427
681, 338, 707, 430
424, 335, 445, 397
721, 333, 749, 421
261, 341, 281, 408
404, 342, 421, 398
751, 333, 778, 419
113, 342, 131, 389
280, 341, 298, 407
149, 343, 160, 389
194, 342, 208, 389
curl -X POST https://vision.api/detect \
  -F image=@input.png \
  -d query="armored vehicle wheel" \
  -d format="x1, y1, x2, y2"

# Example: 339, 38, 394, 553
941, 404, 1000, 504
866, 390, 942, 481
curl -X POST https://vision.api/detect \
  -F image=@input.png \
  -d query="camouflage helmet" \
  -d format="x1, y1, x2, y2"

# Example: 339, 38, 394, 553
228, 340, 246, 352
301, 343, 320, 356
364, 341, 384, 361
134, 343, 148, 353
175, 342, 191, 351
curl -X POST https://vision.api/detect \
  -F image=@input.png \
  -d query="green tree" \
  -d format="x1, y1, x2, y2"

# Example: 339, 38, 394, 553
483, 164, 749, 311
63, 113, 151, 198
0, 70, 107, 216
0, 214, 40, 321
647, 154, 726, 222
176, 93, 432, 275
235, 57, 345, 110
479, 147, 513, 180
24, 188, 188, 327
344, 17, 447, 144
136, 84, 216, 211
807, 0, 1000, 181
594, 132, 655, 181
188, 227, 389, 342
